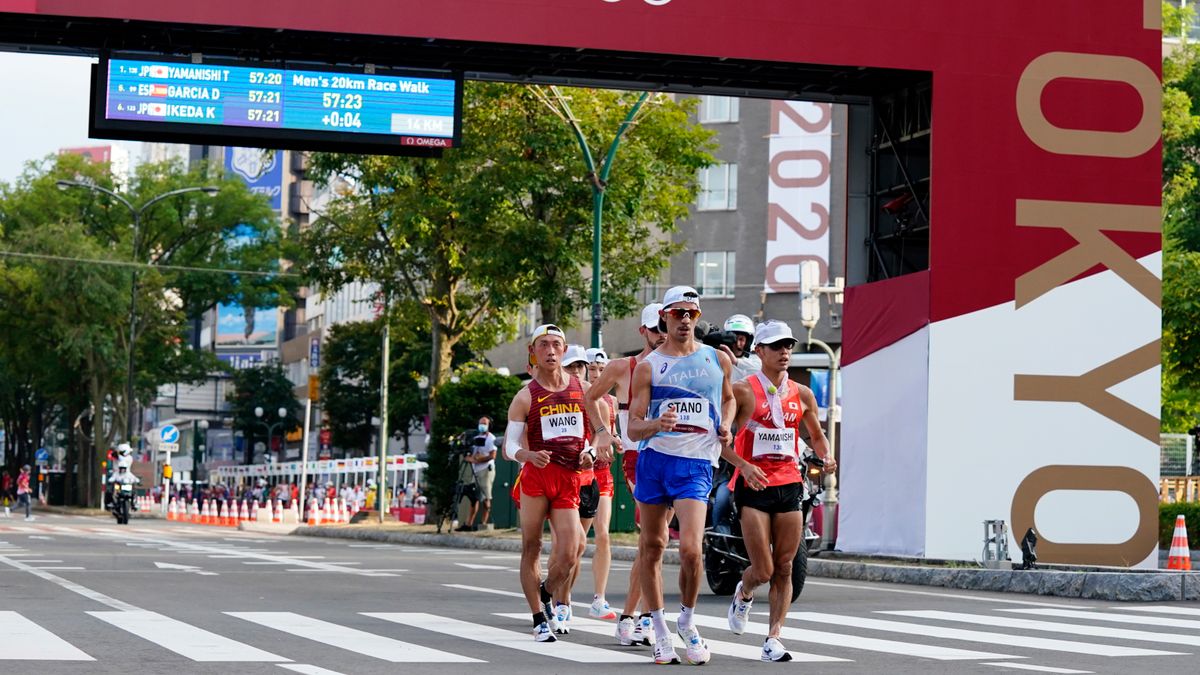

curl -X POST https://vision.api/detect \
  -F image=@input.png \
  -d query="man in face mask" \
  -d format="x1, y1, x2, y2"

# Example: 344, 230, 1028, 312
463, 415, 498, 529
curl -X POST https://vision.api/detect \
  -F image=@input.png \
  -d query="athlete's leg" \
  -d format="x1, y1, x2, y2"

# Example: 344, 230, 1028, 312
545, 506, 583, 604
592, 496, 612, 600
766, 510, 804, 638
636, 501, 672, 612
672, 497, 708, 609
738, 505, 775, 597
519, 495, 551, 614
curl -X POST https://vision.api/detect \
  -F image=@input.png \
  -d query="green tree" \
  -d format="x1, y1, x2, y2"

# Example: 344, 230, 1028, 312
302, 82, 713, 432
0, 152, 297, 504
1162, 1, 1200, 431
225, 364, 302, 464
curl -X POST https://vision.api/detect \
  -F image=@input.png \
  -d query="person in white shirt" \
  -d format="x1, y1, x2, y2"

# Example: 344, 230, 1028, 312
462, 415, 497, 529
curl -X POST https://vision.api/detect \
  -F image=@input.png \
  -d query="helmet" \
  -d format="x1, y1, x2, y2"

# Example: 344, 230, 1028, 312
723, 314, 755, 337
116, 443, 133, 458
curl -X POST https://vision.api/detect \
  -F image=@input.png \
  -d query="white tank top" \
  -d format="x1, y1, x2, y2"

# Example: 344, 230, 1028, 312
638, 345, 725, 464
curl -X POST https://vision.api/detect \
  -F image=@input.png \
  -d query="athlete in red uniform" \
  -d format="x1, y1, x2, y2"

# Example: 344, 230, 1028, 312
505, 325, 612, 642
723, 320, 835, 662
583, 302, 665, 645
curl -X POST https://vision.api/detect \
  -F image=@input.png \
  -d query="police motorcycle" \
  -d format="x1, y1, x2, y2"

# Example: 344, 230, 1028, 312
106, 443, 140, 525
702, 450, 825, 602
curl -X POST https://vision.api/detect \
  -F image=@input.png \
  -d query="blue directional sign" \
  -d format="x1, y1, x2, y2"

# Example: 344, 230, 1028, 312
35, 447, 50, 463
161, 425, 180, 444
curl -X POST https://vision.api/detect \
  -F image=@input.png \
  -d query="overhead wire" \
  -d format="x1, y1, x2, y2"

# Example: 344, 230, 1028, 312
0, 249, 301, 278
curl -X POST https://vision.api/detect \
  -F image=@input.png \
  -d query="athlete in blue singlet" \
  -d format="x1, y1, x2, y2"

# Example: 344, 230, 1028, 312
626, 285, 737, 666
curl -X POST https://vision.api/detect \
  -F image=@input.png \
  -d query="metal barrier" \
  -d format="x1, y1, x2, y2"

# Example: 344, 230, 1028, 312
1160, 476, 1200, 503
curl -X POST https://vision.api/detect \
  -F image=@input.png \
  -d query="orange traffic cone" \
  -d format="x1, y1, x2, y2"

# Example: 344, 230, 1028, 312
167, 498, 178, 521
204, 501, 215, 525
220, 501, 231, 527
273, 500, 282, 524
190, 499, 200, 524
239, 500, 249, 523
1168, 515, 1192, 571
289, 500, 299, 524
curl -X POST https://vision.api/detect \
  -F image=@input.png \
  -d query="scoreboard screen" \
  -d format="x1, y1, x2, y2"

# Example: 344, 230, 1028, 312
90, 53, 462, 156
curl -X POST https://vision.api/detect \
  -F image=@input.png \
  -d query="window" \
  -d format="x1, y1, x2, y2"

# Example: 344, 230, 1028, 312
697, 163, 738, 211
694, 251, 736, 298
699, 96, 739, 124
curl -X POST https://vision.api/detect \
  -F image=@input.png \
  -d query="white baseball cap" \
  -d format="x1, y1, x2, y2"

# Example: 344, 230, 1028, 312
754, 320, 798, 346
724, 314, 755, 335
562, 344, 589, 367
662, 285, 701, 309
585, 348, 609, 364
529, 324, 566, 346
640, 303, 664, 328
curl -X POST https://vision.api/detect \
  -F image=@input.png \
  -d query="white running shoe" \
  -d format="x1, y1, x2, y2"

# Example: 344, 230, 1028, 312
553, 603, 571, 635
534, 621, 557, 643
615, 617, 636, 645
634, 614, 654, 646
677, 625, 711, 665
589, 597, 617, 620
727, 581, 753, 635
761, 637, 793, 662
24, 515, 34, 522
653, 634, 680, 665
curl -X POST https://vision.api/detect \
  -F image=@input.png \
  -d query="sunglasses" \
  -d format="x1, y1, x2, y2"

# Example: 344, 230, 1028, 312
662, 308, 702, 321
763, 340, 797, 351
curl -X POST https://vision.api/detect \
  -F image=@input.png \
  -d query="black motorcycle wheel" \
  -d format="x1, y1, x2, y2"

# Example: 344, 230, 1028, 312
791, 539, 808, 602
704, 543, 741, 596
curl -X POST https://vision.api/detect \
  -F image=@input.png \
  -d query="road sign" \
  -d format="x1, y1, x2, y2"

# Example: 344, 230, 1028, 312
35, 447, 50, 464
161, 425, 179, 444
160, 442, 180, 453
309, 336, 320, 369
308, 374, 320, 402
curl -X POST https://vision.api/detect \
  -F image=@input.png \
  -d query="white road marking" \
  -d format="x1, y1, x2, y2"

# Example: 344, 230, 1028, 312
277, 664, 348, 675
90, 610, 287, 662
455, 562, 511, 570
229, 612, 481, 663
803, 580, 1079, 607
20, 559, 63, 563
1002, 607, 1200, 630
789, 612, 1175, 657
884, 610, 1199, 649
980, 663, 1094, 674
691, 613, 1016, 661
0, 555, 135, 610
495, 612, 849, 663
0, 611, 94, 660
368, 612, 645, 663
28, 566, 85, 570
28, 535, 54, 540
1116, 605, 1200, 617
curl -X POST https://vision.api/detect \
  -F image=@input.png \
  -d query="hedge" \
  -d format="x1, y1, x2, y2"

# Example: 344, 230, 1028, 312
1160, 501, 1200, 549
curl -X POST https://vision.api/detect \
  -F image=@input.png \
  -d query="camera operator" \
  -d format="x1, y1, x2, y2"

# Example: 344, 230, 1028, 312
699, 314, 761, 383
461, 415, 497, 530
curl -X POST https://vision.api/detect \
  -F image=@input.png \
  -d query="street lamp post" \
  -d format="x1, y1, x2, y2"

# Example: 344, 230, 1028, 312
192, 419, 209, 493
254, 406, 288, 464
55, 180, 219, 451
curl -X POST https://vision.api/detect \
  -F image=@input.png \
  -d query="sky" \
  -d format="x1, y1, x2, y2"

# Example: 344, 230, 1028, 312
0, 52, 141, 185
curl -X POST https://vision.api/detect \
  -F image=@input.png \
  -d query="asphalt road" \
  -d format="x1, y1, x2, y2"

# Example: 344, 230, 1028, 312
1, 513, 1196, 674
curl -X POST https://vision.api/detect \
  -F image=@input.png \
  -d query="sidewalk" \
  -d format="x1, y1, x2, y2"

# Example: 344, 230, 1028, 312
293, 523, 1200, 602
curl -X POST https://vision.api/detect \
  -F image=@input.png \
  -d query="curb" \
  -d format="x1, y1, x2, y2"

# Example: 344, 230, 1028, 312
239, 521, 299, 535
293, 527, 1200, 602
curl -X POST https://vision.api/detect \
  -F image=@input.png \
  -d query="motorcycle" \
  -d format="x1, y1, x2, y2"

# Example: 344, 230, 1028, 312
110, 483, 136, 525
702, 452, 825, 602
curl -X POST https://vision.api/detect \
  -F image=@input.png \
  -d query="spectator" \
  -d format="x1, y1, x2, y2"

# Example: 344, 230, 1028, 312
460, 416, 497, 531
16, 465, 33, 521
2, 470, 13, 518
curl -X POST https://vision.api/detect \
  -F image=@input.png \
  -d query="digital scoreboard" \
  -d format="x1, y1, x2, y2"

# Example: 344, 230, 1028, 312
90, 53, 462, 156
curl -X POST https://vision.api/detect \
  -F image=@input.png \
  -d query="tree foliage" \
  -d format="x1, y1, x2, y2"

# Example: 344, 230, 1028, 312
1162, 2, 1200, 431
0, 152, 297, 504
225, 364, 302, 464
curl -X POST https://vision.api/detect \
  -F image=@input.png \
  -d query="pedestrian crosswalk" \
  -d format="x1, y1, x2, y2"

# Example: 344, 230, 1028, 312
0, 602, 1194, 669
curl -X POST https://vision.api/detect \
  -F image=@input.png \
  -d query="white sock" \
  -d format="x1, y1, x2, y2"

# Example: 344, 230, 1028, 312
678, 605, 695, 631
650, 608, 670, 639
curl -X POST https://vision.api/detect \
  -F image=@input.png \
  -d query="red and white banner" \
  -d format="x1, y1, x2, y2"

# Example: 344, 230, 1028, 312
763, 102, 832, 293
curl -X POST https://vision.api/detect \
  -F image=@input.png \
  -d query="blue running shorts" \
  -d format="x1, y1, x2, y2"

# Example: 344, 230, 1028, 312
633, 448, 712, 505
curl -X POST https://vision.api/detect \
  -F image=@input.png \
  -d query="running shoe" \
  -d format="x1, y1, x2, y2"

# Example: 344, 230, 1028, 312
553, 602, 572, 635
615, 617, 636, 646
534, 621, 557, 643
761, 637, 793, 662
652, 634, 680, 665
677, 625, 711, 665
589, 597, 618, 620
634, 613, 655, 646
727, 581, 753, 635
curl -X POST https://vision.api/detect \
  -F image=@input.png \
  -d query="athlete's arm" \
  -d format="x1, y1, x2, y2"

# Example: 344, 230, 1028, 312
724, 376, 767, 490
731, 380, 756, 430
798, 384, 835, 472
627, 360, 677, 441
581, 379, 615, 455
593, 395, 615, 464
715, 349, 737, 448
584, 358, 626, 406
506, 386, 551, 468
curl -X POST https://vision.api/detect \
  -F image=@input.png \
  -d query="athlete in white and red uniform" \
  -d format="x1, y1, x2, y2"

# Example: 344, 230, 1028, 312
583, 302, 664, 646
724, 320, 835, 662
505, 325, 612, 642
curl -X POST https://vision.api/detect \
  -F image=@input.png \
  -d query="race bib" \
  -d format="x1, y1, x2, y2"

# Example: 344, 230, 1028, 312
751, 427, 797, 458
661, 398, 712, 432
541, 412, 584, 441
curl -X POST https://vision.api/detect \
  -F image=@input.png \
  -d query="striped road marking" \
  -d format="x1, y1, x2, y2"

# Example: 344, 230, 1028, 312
89, 610, 287, 662
229, 612, 482, 663
1001, 607, 1200, 630
0, 611, 94, 661
882, 611, 1196, 650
